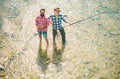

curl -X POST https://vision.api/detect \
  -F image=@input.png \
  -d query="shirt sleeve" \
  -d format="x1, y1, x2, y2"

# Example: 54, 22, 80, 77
48, 15, 53, 24
46, 18, 50, 26
35, 17, 38, 26
48, 15, 52, 20
62, 15, 67, 23
42, 18, 50, 29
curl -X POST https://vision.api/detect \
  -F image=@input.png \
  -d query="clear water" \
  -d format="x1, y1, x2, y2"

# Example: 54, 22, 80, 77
0, 0, 120, 79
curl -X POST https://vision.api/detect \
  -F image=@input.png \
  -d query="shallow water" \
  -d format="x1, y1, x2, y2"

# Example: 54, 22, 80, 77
0, 0, 120, 79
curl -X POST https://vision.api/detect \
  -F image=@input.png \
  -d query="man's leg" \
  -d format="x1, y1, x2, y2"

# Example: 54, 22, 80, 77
45, 38, 49, 47
53, 29, 57, 44
43, 32, 49, 47
59, 27, 66, 45
38, 30, 42, 44
39, 35, 42, 44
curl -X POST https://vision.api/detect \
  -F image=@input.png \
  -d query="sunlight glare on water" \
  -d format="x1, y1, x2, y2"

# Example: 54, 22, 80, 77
0, 0, 120, 79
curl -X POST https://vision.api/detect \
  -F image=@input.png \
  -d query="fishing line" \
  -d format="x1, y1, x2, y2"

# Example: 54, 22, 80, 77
64, 11, 107, 27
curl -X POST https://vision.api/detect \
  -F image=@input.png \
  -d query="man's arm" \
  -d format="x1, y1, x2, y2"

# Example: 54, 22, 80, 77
36, 25, 44, 29
35, 17, 39, 29
62, 15, 72, 25
42, 18, 50, 29
48, 16, 54, 25
36, 23, 44, 29
35, 17, 44, 29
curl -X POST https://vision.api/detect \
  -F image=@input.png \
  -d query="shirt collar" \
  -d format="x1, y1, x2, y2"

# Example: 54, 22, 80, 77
54, 14, 61, 16
39, 15, 46, 18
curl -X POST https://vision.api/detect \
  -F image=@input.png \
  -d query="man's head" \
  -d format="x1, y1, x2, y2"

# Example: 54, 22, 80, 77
40, 9, 45, 17
54, 7, 61, 15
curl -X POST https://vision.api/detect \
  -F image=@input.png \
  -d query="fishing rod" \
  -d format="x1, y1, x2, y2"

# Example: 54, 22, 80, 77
34, 10, 108, 36
64, 11, 107, 27
0, 6, 112, 77
56, 10, 108, 43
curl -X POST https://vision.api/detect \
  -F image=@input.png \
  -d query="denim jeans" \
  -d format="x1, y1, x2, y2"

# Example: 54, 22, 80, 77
53, 27, 66, 45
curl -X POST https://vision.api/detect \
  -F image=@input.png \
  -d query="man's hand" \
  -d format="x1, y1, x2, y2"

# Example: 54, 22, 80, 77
68, 22, 73, 25
36, 25, 44, 29
49, 20, 53, 25
40, 26, 44, 29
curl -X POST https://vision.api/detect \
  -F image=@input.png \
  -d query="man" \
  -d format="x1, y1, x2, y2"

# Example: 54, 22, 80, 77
49, 7, 71, 45
35, 9, 49, 47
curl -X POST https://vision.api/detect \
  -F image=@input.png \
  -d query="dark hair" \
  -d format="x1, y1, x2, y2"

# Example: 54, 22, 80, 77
40, 9, 45, 12
54, 7, 60, 11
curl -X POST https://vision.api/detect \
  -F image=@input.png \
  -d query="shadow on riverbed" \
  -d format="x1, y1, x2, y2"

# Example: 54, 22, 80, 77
37, 43, 65, 72
37, 43, 50, 73
52, 44, 65, 72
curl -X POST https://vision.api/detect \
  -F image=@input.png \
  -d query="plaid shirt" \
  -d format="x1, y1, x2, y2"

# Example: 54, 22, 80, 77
49, 14, 67, 30
35, 16, 49, 32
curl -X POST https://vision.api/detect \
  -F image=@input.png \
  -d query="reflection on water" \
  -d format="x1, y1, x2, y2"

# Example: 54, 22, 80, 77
37, 43, 50, 73
52, 44, 65, 72
0, 0, 120, 79
37, 43, 65, 73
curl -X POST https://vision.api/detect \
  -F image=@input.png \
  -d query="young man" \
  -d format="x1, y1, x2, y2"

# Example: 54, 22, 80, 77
49, 7, 71, 45
35, 9, 49, 47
